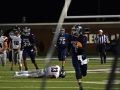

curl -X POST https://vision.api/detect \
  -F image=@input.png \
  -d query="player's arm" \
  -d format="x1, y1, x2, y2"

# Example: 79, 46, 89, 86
67, 35, 71, 56
0, 39, 8, 52
9, 41, 12, 51
94, 35, 99, 43
18, 41, 21, 50
77, 35, 87, 50
104, 35, 108, 43
29, 35, 36, 46
20, 36, 24, 49
8, 38, 12, 51
53, 36, 59, 49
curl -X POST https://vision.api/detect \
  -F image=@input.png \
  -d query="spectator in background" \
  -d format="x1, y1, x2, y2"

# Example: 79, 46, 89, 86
21, 16, 27, 23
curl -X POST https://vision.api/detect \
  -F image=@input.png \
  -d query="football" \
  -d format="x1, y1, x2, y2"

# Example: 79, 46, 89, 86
74, 41, 82, 48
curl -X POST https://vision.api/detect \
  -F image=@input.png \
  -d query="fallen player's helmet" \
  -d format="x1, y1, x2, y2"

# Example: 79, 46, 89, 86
59, 70, 66, 78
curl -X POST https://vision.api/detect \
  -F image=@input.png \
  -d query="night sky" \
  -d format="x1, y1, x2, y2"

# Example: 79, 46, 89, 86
0, 0, 120, 23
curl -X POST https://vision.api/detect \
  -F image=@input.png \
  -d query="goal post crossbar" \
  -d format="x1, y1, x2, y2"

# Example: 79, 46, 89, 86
65, 15, 120, 19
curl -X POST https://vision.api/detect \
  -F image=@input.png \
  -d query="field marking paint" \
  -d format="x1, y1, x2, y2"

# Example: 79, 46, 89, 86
0, 80, 120, 84
0, 68, 119, 74
0, 86, 119, 90
6, 57, 116, 60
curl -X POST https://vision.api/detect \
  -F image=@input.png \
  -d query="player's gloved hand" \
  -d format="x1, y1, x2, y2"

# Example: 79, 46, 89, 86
80, 59, 89, 65
73, 43, 78, 49
66, 52, 69, 57
54, 45, 58, 49
8, 48, 12, 51
26, 43, 32, 46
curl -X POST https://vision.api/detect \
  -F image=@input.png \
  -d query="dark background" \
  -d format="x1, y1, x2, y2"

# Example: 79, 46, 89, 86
0, 0, 120, 23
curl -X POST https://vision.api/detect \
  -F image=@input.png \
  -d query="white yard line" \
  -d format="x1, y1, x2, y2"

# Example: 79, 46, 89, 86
0, 80, 120, 84
0, 68, 119, 74
0, 86, 119, 90
6, 57, 116, 60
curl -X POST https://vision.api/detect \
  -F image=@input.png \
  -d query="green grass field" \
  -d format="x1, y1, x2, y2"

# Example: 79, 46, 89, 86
0, 58, 120, 90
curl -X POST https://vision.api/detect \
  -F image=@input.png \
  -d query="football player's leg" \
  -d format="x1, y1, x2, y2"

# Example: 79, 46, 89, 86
99, 45, 103, 64
72, 56, 83, 90
12, 50, 18, 65
17, 50, 22, 71
36, 69, 45, 77
23, 50, 28, 71
80, 64, 87, 76
1, 53, 7, 67
13, 73, 30, 78
80, 54, 88, 76
57, 51, 62, 61
8, 51, 12, 62
9, 51, 13, 71
28, 50, 39, 70
102, 45, 106, 63
10, 50, 14, 71
61, 50, 66, 70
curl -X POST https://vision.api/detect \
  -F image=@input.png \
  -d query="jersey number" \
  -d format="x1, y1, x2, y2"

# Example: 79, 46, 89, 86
14, 41, 19, 45
59, 38, 65, 44
23, 39, 30, 46
51, 68, 58, 72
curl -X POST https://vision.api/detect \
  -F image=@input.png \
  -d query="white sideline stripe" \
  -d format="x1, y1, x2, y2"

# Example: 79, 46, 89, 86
0, 86, 119, 89
1, 76, 120, 79
0, 80, 120, 84
0, 68, 119, 74
6, 57, 116, 60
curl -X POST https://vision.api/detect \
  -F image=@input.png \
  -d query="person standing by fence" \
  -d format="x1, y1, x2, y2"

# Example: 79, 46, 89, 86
95, 29, 108, 64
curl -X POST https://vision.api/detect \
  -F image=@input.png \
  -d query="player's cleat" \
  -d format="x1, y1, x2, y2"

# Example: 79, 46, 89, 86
14, 62, 17, 65
79, 87, 83, 90
10, 67, 13, 71
12, 72, 18, 78
25, 68, 28, 71
36, 68, 39, 70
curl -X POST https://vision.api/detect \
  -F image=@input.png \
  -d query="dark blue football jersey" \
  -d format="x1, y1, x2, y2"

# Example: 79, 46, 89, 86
57, 33, 69, 50
21, 34, 36, 50
68, 34, 87, 55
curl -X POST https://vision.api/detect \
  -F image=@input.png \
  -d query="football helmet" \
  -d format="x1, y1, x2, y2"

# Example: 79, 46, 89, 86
22, 27, 30, 36
13, 26, 21, 35
9, 31, 15, 37
60, 27, 65, 34
59, 70, 66, 78
0, 29, 3, 37
71, 24, 82, 37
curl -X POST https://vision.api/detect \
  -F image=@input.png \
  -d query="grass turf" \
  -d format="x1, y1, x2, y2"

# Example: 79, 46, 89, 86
0, 58, 119, 90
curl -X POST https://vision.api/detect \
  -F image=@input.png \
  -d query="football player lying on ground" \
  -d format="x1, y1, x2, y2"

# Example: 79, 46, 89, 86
12, 65, 66, 78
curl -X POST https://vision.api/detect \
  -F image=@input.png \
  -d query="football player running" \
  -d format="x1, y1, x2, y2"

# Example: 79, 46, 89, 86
67, 24, 88, 90
21, 27, 39, 71
0, 29, 8, 67
54, 27, 69, 76
12, 65, 66, 78
9, 26, 22, 71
